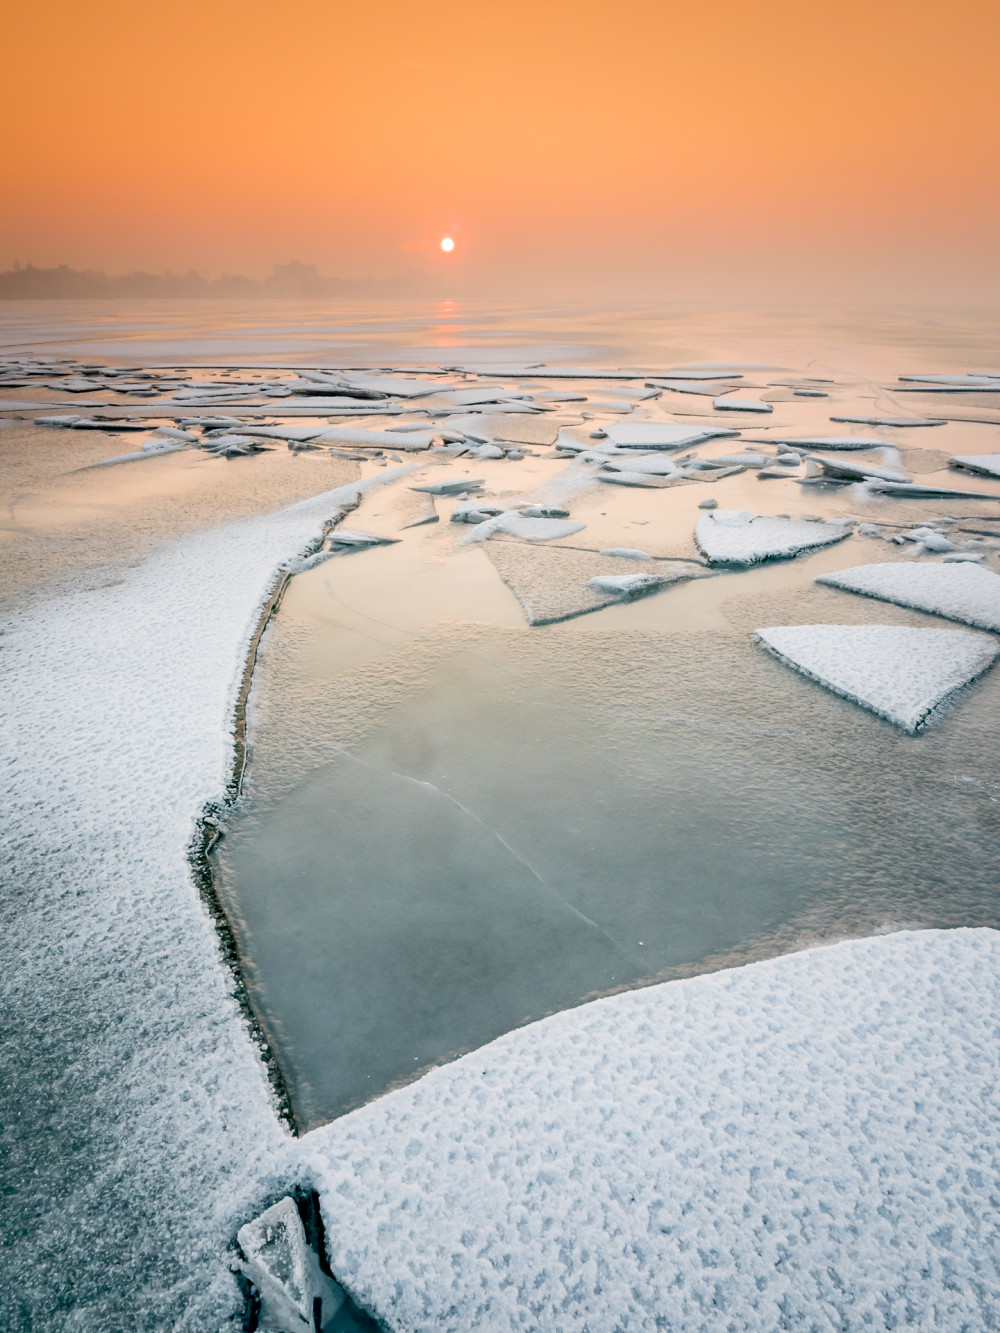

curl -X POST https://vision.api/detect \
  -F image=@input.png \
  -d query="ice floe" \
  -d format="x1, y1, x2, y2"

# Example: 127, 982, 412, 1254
695, 509, 850, 565
817, 561, 1000, 632
755, 624, 998, 730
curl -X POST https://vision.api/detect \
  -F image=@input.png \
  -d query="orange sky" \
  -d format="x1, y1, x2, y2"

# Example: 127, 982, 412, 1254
2, 0, 998, 299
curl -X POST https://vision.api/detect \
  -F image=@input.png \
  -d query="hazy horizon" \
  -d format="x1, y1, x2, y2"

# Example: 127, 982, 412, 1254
4, 0, 998, 305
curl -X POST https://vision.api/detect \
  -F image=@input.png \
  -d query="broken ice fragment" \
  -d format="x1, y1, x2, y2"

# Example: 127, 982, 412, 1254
237, 1196, 347, 1333
755, 623, 999, 731
599, 547, 651, 560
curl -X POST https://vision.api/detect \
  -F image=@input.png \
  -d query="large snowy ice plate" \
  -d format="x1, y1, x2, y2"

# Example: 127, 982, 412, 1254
755, 623, 999, 730
816, 560, 1000, 633
307, 929, 1000, 1333
695, 508, 850, 565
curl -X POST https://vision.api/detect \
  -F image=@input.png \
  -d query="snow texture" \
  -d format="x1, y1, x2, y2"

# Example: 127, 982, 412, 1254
816, 560, 1000, 633
755, 623, 998, 730
695, 509, 850, 566
308, 929, 1000, 1333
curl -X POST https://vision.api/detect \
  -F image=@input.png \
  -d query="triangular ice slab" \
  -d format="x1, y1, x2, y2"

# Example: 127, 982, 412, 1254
695, 509, 850, 566
485, 542, 702, 624
755, 624, 999, 731
816, 561, 1000, 632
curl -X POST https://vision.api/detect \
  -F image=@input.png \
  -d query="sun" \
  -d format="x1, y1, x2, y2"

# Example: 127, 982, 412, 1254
440, 236, 455, 253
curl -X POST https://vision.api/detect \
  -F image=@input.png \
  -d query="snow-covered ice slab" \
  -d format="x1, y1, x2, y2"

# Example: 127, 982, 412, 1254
817, 561, 1000, 633
950, 452, 1000, 479
713, 395, 772, 412
756, 624, 998, 730
308, 929, 1000, 1333
831, 414, 946, 427
696, 509, 850, 566
603, 422, 738, 449
804, 455, 910, 483
763, 434, 892, 450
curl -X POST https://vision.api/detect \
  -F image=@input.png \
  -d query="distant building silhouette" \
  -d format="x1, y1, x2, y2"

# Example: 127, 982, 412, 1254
0, 262, 434, 300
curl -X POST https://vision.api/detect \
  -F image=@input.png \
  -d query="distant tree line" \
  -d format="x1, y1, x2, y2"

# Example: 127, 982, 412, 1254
0, 261, 434, 299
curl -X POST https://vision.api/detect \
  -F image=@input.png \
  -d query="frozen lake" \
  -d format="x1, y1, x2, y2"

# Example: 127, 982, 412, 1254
214, 515, 1000, 1129
4, 298, 1000, 1328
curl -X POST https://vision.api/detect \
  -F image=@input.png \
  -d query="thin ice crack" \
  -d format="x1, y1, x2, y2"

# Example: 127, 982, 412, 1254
333, 746, 638, 962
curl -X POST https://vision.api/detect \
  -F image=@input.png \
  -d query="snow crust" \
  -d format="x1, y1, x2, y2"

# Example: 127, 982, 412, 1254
695, 509, 850, 565
0, 472, 410, 1326
817, 560, 1000, 632
308, 929, 1000, 1333
756, 623, 998, 730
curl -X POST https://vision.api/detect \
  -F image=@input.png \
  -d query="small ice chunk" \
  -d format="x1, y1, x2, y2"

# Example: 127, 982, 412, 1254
943, 552, 986, 563
755, 623, 999, 731
698, 497, 718, 509
521, 505, 570, 518
794, 388, 828, 397
599, 547, 652, 560
467, 443, 505, 459
34, 414, 83, 427
817, 561, 1000, 632
237, 1197, 346, 1333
